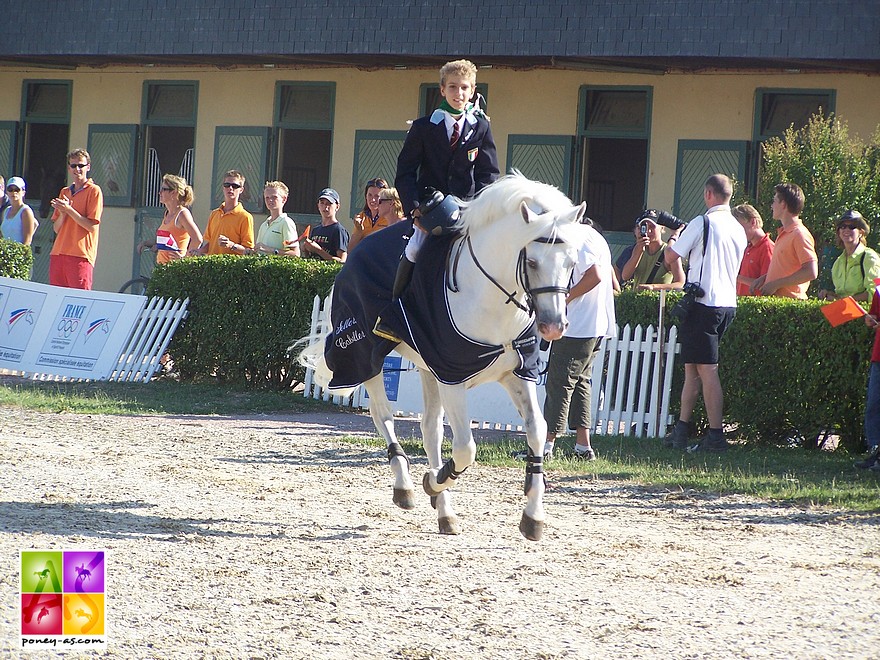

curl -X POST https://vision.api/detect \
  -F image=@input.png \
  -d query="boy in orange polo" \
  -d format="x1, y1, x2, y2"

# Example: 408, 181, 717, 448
49, 148, 104, 290
195, 170, 254, 255
751, 182, 817, 298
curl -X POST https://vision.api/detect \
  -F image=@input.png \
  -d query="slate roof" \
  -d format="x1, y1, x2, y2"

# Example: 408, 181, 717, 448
3, 0, 879, 72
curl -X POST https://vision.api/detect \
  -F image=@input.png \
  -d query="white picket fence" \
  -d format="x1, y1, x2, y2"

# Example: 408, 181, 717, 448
301, 295, 680, 438
108, 296, 190, 383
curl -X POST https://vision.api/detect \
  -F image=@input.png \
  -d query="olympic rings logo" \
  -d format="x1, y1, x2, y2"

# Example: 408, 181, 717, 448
57, 319, 79, 337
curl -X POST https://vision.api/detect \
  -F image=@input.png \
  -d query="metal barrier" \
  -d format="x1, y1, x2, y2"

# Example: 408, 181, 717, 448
109, 296, 189, 383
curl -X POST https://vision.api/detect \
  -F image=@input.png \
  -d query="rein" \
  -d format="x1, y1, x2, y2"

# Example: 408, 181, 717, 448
447, 233, 569, 315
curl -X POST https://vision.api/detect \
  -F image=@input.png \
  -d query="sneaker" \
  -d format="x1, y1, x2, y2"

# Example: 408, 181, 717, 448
543, 442, 555, 460
663, 420, 692, 450
572, 447, 597, 461
687, 431, 728, 454
855, 445, 880, 469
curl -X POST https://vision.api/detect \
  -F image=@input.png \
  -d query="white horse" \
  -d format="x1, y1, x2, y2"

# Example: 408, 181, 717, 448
299, 173, 586, 540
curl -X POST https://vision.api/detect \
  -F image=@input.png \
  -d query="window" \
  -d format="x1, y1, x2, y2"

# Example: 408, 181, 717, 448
577, 86, 651, 232
20, 80, 71, 219
140, 81, 198, 207
274, 82, 334, 216
751, 88, 835, 195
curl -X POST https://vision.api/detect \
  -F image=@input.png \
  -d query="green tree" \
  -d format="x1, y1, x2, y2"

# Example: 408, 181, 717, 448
759, 113, 880, 289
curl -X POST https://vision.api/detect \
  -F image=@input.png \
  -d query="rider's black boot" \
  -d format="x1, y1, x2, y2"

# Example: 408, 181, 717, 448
373, 257, 415, 343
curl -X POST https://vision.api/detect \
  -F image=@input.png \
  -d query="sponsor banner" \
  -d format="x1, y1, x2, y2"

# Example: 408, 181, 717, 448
0, 277, 145, 379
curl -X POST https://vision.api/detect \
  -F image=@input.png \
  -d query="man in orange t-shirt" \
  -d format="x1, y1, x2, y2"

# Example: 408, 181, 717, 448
751, 182, 817, 299
49, 148, 104, 290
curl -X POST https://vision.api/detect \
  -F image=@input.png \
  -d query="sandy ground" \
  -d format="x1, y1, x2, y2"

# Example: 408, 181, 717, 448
1, 406, 879, 659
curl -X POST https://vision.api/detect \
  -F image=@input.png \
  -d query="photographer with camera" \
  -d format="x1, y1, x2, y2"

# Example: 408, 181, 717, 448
663, 174, 747, 453
616, 209, 686, 290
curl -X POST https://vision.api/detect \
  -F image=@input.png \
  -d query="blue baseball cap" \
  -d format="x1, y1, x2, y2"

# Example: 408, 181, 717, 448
318, 188, 340, 205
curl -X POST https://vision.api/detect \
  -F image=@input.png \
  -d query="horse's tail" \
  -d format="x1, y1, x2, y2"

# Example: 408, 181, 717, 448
291, 289, 359, 398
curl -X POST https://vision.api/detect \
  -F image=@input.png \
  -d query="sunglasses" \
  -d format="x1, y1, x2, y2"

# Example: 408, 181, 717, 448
160, 186, 174, 192
838, 223, 860, 230
6, 186, 21, 193
222, 182, 243, 189
69, 163, 88, 169
378, 197, 393, 203
366, 178, 387, 189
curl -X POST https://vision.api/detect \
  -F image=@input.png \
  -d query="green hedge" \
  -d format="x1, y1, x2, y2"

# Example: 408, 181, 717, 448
148, 256, 340, 389
616, 290, 871, 451
0, 238, 34, 280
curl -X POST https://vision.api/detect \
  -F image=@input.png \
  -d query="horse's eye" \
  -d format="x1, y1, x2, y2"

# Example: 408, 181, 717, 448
527, 258, 538, 269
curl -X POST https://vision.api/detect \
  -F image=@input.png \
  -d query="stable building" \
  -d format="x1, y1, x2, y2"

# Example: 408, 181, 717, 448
1, 0, 878, 291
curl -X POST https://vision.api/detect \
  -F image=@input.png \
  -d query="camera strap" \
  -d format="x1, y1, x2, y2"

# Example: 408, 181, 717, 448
691, 214, 709, 294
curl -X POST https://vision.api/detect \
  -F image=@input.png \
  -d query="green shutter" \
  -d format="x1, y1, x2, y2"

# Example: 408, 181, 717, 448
673, 140, 749, 219
506, 135, 574, 195
87, 124, 138, 207
0, 121, 17, 177
212, 127, 271, 213
350, 130, 407, 213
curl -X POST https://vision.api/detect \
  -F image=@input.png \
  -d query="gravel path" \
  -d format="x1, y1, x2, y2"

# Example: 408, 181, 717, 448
1, 407, 878, 659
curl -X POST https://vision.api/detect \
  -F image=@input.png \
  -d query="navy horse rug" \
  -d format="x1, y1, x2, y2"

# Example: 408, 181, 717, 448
324, 221, 540, 388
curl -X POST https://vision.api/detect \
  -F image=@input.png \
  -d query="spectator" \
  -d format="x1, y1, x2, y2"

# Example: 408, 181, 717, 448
49, 148, 103, 290
376, 59, 499, 341
195, 170, 254, 255
542, 219, 617, 460
818, 210, 880, 302
302, 188, 349, 263
1, 176, 38, 246
0, 176, 9, 218
138, 174, 202, 263
751, 183, 817, 298
733, 203, 774, 296
855, 292, 880, 471
349, 177, 388, 251
616, 210, 685, 291
250, 181, 299, 256
349, 186, 405, 253
664, 174, 747, 452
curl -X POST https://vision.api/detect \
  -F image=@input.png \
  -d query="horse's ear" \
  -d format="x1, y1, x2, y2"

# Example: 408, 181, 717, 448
557, 203, 586, 226
520, 201, 539, 224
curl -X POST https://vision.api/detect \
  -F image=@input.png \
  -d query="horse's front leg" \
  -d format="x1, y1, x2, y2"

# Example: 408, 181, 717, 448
418, 373, 459, 535
364, 375, 415, 510
423, 384, 475, 498
499, 373, 546, 541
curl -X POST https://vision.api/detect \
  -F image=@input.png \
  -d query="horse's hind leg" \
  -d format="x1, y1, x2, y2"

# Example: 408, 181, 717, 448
364, 375, 415, 510
419, 373, 459, 535
499, 373, 546, 541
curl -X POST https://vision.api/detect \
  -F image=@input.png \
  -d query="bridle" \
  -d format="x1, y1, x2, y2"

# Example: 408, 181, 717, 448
447, 233, 570, 315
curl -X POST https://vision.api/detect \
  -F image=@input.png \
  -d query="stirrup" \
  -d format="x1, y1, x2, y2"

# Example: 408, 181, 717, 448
373, 316, 402, 343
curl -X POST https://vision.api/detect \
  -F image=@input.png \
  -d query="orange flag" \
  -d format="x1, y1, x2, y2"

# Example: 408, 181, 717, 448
296, 224, 311, 242
821, 296, 866, 327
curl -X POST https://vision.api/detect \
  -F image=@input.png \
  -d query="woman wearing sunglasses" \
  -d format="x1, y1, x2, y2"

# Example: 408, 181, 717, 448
137, 174, 202, 263
818, 210, 880, 302
349, 184, 404, 253
0, 176, 38, 246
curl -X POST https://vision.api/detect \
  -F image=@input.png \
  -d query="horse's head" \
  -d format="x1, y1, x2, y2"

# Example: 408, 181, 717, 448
519, 201, 586, 341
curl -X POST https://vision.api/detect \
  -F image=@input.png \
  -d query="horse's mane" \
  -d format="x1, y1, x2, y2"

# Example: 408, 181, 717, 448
455, 171, 580, 243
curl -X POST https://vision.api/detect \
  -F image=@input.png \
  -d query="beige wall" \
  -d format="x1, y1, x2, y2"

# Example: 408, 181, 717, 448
1, 63, 879, 291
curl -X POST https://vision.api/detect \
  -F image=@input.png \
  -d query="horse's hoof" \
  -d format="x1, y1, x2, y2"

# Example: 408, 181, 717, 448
519, 512, 545, 541
422, 471, 443, 497
392, 488, 416, 510
438, 516, 461, 535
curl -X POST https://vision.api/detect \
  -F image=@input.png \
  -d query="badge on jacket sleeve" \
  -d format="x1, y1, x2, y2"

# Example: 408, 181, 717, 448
467, 148, 478, 162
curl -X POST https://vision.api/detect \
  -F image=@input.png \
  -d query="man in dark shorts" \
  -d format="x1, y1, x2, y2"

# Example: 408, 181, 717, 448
663, 174, 747, 452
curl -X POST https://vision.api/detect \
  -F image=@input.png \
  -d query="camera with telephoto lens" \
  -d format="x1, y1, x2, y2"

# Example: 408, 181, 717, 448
670, 282, 705, 322
656, 210, 686, 230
